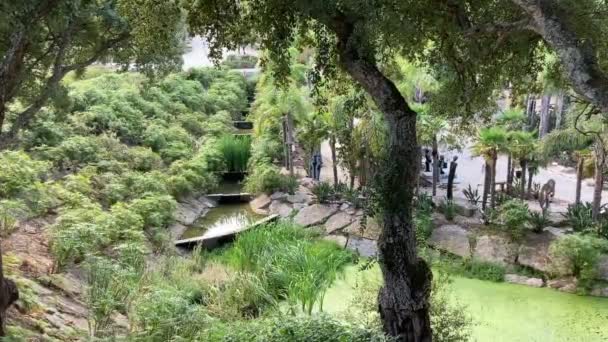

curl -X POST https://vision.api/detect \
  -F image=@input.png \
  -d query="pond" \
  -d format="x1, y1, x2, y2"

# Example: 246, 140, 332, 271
181, 202, 265, 239
323, 265, 608, 342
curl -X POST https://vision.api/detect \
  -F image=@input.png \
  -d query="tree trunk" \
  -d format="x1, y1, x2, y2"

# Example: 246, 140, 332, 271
554, 92, 565, 130
432, 136, 439, 197
512, 0, 608, 114
0, 244, 19, 336
286, 113, 295, 177
331, 16, 432, 341
482, 162, 491, 210
490, 156, 497, 209
527, 167, 535, 197
330, 136, 338, 186
539, 94, 551, 137
526, 94, 536, 131
447, 159, 457, 200
506, 154, 512, 194
575, 155, 584, 205
520, 159, 527, 200
592, 146, 604, 220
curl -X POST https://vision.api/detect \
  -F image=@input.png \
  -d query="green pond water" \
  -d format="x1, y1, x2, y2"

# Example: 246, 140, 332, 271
323, 266, 608, 342
181, 202, 265, 239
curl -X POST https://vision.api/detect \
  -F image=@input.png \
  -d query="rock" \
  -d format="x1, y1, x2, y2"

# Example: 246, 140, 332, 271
453, 215, 482, 228
596, 255, 608, 281
287, 192, 311, 204
169, 223, 188, 240
346, 237, 377, 257
41, 274, 82, 297
355, 210, 364, 217
293, 203, 307, 211
543, 226, 571, 238
270, 192, 288, 200
324, 212, 354, 234
345, 208, 356, 215
590, 286, 608, 297
344, 217, 381, 240
298, 177, 317, 189
294, 204, 337, 227
324, 235, 348, 248
473, 235, 518, 265
547, 277, 578, 293
504, 274, 544, 287
429, 225, 471, 258
174, 202, 204, 225
517, 231, 560, 273
250, 194, 272, 214
269, 201, 293, 218
340, 203, 350, 211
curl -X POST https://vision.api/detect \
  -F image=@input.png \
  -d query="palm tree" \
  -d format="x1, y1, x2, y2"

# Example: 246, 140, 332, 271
539, 129, 593, 204
472, 127, 508, 209
496, 108, 525, 194
508, 131, 537, 200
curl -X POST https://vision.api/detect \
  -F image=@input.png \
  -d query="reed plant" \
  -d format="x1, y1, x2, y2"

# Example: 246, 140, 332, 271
218, 134, 252, 172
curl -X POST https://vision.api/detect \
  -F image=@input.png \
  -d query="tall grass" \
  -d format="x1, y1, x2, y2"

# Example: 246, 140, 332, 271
218, 134, 251, 172
215, 221, 354, 314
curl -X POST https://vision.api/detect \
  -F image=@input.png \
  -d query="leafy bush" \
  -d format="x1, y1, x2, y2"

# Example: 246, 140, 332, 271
441, 198, 456, 221
218, 134, 252, 172
0, 200, 29, 237
549, 233, 608, 288
202, 314, 389, 342
528, 209, 550, 233
415, 210, 434, 246
123, 147, 164, 171
0, 151, 49, 198
562, 202, 594, 232
312, 182, 334, 203
495, 199, 530, 239
461, 260, 506, 282
245, 164, 297, 194
216, 221, 353, 314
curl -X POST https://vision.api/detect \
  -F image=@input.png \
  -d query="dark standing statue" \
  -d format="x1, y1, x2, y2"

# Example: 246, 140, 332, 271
310, 151, 323, 181
424, 148, 431, 172
447, 156, 458, 200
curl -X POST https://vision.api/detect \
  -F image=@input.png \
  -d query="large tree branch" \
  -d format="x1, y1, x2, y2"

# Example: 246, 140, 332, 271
512, 0, 608, 113
464, 18, 534, 36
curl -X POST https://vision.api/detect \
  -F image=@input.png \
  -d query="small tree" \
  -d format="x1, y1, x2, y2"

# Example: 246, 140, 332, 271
508, 131, 537, 200
472, 127, 507, 209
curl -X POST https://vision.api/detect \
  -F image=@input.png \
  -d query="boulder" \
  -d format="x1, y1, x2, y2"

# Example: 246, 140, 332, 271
250, 194, 272, 214
504, 274, 544, 287
547, 277, 578, 293
287, 192, 312, 204
293, 203, 307, 211
473, 235, 518, 265
344, 217, 381, 240
174, 201, 207, 225
429, 225, 471, 258
543, 226, 571, 238
298, 177, 317, 189
590, 285, 608, 298
324, 235, 348, 248
340, 203, 350, 211
270, 192, 288, 200
453, 215, 483, 228
346, 237, 377, 257
517, 231, 559, 273
269, 201, 293, 218
294, 204, 337, 227
324, 212, 354, 234
596, 255, 608, 281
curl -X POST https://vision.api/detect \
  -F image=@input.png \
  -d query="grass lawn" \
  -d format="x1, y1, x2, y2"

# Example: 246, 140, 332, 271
322, 265, 608, 342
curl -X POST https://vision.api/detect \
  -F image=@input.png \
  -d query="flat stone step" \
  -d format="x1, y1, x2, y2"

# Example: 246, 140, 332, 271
174, 214, 279, 249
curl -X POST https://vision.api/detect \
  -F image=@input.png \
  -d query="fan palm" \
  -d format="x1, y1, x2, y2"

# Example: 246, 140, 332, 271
472, 127, 508, 209
496, 108, 526, 193
508, 131, 537, 200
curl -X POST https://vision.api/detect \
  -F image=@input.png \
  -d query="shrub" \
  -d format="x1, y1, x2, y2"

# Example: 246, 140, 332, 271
218, 134, 252, 172
217, 221, 353, 314
0, 200, 29, 237
495, 199, 529, 239
312, 182, 334, 203
220, 54, 258, 69
202, 314, 389, 342
441, 198, 456, 221
549, 233, 608, 288
127, 194, 176, 230
461, 260, 505, 282
415, 210, 434, 246
123, 147, 164, 171
562, 202, 594, 232
528, 209, 550, 233
0, 151, 49, 198
245, 164, 297, 194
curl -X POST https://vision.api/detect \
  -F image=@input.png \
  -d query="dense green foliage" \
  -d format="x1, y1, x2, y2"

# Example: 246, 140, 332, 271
218, 134, 252, 172
549, 233, 608, 289
215, 222, 354, 314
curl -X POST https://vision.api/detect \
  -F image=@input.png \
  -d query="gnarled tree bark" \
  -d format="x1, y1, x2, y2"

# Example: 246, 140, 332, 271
512, 0, 608, 114
329, 15, 432, 342
0, 245, 19, 336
